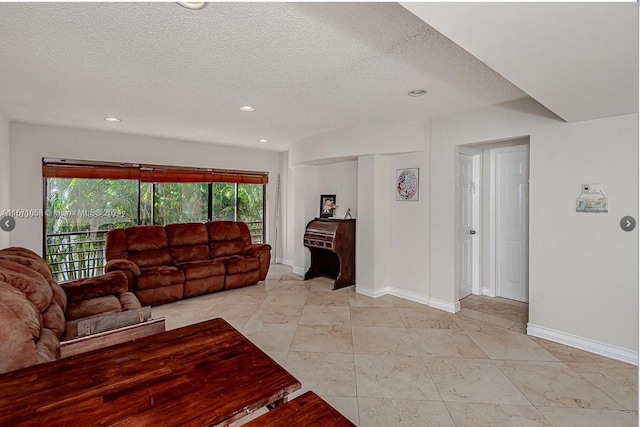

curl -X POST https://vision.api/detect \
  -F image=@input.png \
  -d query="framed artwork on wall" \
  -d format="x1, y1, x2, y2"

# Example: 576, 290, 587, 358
396, 168, 419, 201
320, 194, 337, 218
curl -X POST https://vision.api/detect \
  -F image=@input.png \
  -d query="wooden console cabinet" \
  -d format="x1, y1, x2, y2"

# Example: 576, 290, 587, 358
303, 218, 355, 290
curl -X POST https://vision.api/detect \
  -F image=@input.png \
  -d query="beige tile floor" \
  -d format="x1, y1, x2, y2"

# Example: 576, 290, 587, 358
152, 264, 638, 427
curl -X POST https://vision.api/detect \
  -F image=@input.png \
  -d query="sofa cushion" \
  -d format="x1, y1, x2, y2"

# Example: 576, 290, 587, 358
128, 249, 172, 268
0, 247, 54, 284
166, 223, 208, 246
225, 269, 260, 290
223, 257, 260, 275
177, 260, 225, 280
41, 302, 65, 339
0, 259, 53, 312
0, 281, 41, 340
206, 221, 242, 241
51, 283, 67, 313
124, 226, 172, 267
118, 292, 143, 311
65, 295, 122, 322
125, 226, 169, 251
184, 276, 225, 298
35, 328, 59, 362
137, 266, 184, 290
167, 223, 210, 263
0, 301, 40, 373
136, 285, 183, 306
105, 228, 128, 260
61, 271, 129, 303
170, 245, 209, 264
210, 239, 246, 258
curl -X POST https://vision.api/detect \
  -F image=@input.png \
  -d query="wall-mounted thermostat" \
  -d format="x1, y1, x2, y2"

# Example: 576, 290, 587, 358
582, 183, 601, 194
576, 183, 608, 213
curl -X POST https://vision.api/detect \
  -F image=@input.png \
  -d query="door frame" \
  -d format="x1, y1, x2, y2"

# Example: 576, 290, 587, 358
489, 144, 530, 300
455, 146, 482, 301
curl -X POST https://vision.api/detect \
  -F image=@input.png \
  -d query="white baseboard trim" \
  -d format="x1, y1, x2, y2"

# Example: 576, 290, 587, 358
275, 258, 294, 267
482, 287, 496, 297
356, 285, 388, 298
527, 323, 638, 366
387, 287, 429, 307
429, 297, 460, 314
292, 266, 306, 277
356, 285, 460, 314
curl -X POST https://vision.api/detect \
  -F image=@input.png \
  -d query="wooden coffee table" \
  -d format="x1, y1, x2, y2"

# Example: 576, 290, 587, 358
0, 318, 301, 427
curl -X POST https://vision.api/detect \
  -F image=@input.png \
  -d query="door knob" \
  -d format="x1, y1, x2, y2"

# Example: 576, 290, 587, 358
469, 230, 476, 235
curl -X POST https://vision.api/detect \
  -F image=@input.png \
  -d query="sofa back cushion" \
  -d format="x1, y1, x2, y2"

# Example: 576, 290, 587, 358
0, 249, 67, 374
0, 259, 54, 312
166, 223, 209, 263
0, 298, 42, 374
206, 221, 250, 258
0, 281, 42, 341
124, 226, 171, 268
105, 228, 128, 260
0, 247, 54, 284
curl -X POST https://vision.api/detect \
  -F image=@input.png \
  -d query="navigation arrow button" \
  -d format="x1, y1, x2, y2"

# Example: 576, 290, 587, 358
0, 216, 15, 232
620, 216, 636, 232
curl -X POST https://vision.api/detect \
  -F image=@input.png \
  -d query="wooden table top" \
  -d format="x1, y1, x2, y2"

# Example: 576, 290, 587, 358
244, 391, 355, 427
0, 318, 301, 427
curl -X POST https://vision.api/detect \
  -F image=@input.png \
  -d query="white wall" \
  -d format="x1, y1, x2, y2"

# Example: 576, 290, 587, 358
356, 155, 391, 296
289, 121, 426, 166
316, 160, 358, 219
276, 151, 292, 265
10, 123, 282, 254
291, 165, 318, 275
288, 120, 426, 280
384, 150, 431, 304
430, 98, 638, 359
0, 110, 10, 248
530, 117, 638, 354
285, 160, 359, 275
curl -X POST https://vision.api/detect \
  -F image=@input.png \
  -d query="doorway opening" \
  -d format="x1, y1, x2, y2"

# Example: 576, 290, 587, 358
455, 137, 530, 320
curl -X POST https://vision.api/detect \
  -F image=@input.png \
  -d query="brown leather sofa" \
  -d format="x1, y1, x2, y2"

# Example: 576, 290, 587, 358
0, 247, 142, 374
104, 221, 271, 306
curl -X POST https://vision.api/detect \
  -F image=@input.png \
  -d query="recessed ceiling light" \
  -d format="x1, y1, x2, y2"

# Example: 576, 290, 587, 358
176, 2, 208, 10
240, 106, 255, 112
105, 117, 121, 122
407, 89, 428, 97
258, 139, 269, 143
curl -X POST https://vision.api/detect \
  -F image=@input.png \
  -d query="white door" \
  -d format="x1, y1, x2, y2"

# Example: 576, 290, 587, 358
495, 146, 529, 302
457, 151, 477, 299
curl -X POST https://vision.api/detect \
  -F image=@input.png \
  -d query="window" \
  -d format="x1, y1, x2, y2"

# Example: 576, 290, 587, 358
43, 159, 267, 281
153, 183, 210, 225
45, 178, 139, 281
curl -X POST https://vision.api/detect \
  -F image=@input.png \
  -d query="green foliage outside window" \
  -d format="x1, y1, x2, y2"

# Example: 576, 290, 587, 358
45, 177, 265, 281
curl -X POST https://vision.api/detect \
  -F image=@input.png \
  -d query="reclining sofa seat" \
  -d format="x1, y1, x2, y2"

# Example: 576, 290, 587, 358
0, 247, 142, 374
105, 221, 271, 306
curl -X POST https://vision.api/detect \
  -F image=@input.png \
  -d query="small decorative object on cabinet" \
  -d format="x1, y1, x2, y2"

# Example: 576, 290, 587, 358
320, 194, 337, 218
303, 218, 355, 290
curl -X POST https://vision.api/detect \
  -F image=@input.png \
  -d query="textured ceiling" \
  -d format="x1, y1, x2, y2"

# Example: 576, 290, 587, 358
403, 2, 638, 123
0, 2, 527, 151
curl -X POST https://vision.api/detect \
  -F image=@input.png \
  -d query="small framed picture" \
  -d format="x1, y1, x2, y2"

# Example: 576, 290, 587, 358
396, 168, 419, 201
320, 194, 337, 218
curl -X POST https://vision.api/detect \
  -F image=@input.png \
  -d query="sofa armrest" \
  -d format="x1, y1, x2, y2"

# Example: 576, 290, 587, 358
105, 259, 141, 276
60, 271, 130, 303
243, 244, 272, 281
242, 244, 272, 258
105, 259, 140, 292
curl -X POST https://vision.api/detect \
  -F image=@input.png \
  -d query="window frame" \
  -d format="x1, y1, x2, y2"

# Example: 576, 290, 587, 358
42, 158, 268, 279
